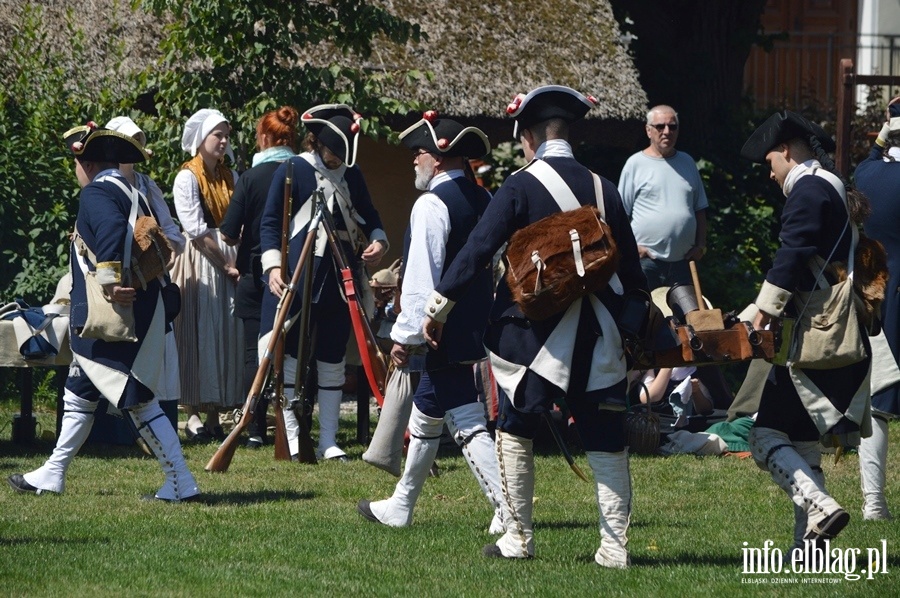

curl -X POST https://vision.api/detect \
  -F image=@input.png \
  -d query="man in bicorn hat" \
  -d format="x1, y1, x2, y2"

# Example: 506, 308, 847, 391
423, 86, 647, 567
739, 110, 871, 554
357, 112, 506, 531
260, 104, 388, 461
8, 123, 200, 502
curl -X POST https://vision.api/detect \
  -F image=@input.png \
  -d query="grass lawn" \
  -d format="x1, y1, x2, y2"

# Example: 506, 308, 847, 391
0, 402, 897, 597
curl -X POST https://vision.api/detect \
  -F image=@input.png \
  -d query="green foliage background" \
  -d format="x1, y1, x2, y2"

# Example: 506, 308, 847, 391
134, 0, 427, 184
0, 5, 97, 304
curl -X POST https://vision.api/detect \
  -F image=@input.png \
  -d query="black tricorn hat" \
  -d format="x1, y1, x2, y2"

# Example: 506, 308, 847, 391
399, 111, 491, 159
63, 122, 149, 164
740, 111, 836, 163
506, 85, 598, 139
301, 104, 362, 167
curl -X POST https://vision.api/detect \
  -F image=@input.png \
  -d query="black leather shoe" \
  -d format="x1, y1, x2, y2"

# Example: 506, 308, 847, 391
357, 499, 379, 523
185, 427, 213, 443
245, 436, 265, 449
804, 509, 850, 542
210, 425, 226, 441
141, 493, 203, 504
8, 474, 40, 494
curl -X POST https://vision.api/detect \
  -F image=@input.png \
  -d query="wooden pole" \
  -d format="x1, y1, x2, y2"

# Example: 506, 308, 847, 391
836, 58, 854, 179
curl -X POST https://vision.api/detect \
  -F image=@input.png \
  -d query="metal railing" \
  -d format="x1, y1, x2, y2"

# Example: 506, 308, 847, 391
744, 32, 900, 109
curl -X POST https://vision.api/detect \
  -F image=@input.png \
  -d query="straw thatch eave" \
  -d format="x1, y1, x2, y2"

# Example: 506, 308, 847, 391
0, 0, 165, 98
0, 0, 647, 145
308, 0, 648, 124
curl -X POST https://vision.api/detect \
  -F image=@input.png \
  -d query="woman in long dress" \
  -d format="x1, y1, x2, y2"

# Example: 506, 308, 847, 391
172, 109, 243, 441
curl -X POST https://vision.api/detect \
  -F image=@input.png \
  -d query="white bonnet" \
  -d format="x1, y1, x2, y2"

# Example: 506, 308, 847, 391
181, 108, 234, 160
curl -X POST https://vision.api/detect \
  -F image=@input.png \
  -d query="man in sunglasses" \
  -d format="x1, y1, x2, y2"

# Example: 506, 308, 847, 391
617, 105, 709, 288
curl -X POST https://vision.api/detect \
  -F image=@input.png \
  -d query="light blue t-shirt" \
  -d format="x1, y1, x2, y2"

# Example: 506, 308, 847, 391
618, 150, 709, 261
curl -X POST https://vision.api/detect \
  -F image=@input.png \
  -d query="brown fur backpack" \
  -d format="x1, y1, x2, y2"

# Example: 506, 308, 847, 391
130, 216, 173, 289
504, 204, 619, 321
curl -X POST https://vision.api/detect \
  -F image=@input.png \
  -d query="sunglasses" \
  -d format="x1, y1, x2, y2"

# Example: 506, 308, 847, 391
412, 148, 432, 157
649, 123, 678, 132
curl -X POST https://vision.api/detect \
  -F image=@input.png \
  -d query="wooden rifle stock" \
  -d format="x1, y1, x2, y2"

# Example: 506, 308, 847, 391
316, 191, 388, 406
271, 161, 294, 461
205, 206, 324, 472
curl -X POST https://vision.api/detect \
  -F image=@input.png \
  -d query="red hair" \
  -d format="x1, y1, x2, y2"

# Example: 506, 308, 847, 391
257, 106, 299, 151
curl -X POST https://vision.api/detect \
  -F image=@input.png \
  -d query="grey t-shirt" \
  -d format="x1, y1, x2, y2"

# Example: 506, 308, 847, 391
618, 150, 709, 261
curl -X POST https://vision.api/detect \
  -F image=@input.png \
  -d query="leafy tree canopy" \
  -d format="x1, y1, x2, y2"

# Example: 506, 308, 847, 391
135, 0, 426, 181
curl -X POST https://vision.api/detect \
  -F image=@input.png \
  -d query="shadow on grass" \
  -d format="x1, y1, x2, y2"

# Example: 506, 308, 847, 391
190, 489, 315, 507
537, 516, 710, 532
0, 535, 110, 546
0, 440, 146, 461
539, 518, 594, 531
559, 552, 757, 567
630, 552, 752, 567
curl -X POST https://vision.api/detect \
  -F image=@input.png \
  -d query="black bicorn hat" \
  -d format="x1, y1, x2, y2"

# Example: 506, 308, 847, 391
399, 111, 491, 159
740, 110, 836, 163
505, 85, 598, 139
63, 121, 149, 164
301, 104, 363, 167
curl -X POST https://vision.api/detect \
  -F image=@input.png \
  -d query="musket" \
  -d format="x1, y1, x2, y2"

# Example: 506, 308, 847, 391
271, 161, 294, 461
289, 239, 318, 464
315, 190, 388, 407
205, 205, 325, 472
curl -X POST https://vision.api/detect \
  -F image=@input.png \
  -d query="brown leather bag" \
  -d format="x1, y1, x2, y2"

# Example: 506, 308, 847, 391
503, 162, 619, 321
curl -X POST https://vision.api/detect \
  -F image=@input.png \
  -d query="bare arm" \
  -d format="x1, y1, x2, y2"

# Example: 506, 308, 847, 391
221, 231, 240, 247
640, 369, 673, 404
194, 233, 239, 282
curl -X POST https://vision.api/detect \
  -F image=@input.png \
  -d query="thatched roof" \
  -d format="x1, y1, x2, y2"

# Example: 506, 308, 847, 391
344, 1, 647, 122
0, 0, 164, 97
0, 0, 646, 127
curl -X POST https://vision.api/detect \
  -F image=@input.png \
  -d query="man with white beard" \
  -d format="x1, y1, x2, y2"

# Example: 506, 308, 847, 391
357, 112, 507, 532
